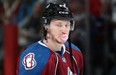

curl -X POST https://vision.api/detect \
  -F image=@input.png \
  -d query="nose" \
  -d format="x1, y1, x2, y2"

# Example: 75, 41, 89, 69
61, 26, 70, 34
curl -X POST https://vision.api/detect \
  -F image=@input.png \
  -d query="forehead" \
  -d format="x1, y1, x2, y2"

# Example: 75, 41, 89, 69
50, 19, 70, 24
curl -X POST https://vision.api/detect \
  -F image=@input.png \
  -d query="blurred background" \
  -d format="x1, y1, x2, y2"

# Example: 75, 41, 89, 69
0, 0, 116, 75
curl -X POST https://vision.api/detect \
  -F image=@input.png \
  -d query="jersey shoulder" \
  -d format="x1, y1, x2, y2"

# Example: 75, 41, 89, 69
65, 41, 81, 52
18, 41, 51, 75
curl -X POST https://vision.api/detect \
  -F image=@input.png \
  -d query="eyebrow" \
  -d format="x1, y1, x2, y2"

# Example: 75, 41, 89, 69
54, 21, 70, 24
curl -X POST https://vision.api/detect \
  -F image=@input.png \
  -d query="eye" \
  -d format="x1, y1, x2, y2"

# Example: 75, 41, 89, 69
65, 24, 70, 28
56, 24, 62, 27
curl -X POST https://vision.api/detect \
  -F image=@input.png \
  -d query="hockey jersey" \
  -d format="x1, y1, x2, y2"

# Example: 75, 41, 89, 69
17, 40, 83, 75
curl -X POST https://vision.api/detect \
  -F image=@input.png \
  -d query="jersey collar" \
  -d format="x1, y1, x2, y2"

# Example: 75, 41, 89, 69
38, 40, 66, 56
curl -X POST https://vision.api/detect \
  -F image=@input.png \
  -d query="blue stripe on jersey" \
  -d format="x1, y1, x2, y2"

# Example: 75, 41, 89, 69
78, 68, 80, 75
65, 42, 80, 51
18, 42, 50, 75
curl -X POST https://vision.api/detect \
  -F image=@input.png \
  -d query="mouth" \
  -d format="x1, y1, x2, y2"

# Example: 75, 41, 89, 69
60, 35, 68, 41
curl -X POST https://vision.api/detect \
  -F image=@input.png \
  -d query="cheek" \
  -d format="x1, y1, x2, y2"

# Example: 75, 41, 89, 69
54, 30, 60, 36
49, 29, 59, 37
67, 30, 70, 34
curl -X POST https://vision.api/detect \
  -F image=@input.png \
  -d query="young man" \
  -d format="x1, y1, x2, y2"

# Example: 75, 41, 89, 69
18, 3, 83, 75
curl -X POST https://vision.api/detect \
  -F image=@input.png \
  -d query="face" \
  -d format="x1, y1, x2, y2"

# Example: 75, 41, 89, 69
46, 19, 71, 44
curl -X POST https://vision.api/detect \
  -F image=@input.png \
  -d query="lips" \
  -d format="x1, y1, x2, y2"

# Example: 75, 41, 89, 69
60, 35, 68, 41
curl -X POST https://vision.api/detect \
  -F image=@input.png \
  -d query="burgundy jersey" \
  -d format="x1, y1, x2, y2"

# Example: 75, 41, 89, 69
18, 40, 83, 75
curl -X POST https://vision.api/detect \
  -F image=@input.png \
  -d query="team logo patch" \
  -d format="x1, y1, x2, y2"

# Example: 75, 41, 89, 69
22, 53, 37, 70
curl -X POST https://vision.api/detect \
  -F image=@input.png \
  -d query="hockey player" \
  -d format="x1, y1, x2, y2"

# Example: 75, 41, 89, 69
18, 3, 83, 75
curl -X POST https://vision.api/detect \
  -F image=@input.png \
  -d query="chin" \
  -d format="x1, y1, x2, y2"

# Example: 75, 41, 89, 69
57, 40, 67, 44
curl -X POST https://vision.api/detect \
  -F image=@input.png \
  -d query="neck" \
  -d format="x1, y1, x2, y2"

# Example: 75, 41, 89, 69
43, 39, 63, 51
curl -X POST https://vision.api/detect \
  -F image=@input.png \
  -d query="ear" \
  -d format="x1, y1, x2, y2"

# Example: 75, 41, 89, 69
44, 25, 49, 30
